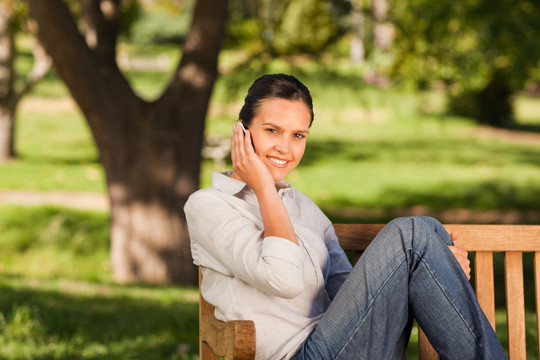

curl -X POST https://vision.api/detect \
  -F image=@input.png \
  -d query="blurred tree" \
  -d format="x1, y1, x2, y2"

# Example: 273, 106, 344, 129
226, 0, 350, 55
27, 0, 228, 286
272, 0, 339, 54
390, 0, 540, 127
349, 0, 365, 64
0, 0, 51, 162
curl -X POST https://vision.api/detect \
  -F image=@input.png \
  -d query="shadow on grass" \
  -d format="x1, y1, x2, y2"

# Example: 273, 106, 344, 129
301, 137, 540, 168
17, 154, 102, 166
299, 136, 540, 213
0, 275, 198, 360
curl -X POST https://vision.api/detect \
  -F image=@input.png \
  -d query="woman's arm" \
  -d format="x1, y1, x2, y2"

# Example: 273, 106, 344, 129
185, 192, 305, 298
322, 219, 352, 300
231, 124, 298, 245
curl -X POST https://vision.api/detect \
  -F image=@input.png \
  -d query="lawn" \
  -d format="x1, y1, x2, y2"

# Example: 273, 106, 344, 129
1, 48, 540, 359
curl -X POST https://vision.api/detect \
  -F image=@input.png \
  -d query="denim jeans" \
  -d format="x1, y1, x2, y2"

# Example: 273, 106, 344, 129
292, 216, 507, 360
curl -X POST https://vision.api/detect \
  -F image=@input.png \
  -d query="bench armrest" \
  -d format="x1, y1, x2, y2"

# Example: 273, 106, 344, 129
200, 314, 256, 360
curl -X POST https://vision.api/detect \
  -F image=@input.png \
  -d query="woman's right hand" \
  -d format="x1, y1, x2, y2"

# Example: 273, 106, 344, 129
231, 124, 274, 192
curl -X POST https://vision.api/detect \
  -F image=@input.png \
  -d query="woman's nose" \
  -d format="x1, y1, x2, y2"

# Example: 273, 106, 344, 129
275, 137, 290, 153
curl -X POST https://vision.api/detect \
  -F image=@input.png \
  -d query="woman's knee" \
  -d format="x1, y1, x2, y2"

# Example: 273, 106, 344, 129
383, 216, 451, 248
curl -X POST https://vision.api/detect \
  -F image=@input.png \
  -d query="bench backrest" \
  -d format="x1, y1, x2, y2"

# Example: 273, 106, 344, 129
199, 223, 540, 360
334, 223, 540, 360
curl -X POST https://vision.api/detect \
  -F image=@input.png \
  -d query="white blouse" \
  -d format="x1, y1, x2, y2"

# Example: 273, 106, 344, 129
184, 171, 352, 359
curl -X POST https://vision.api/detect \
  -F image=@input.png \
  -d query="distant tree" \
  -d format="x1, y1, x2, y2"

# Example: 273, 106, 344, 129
349, 0, 365, 65
0, 0, 51, 162
227, 0, 350, 56
390, 0, 540, 127
27, 0, 228, 285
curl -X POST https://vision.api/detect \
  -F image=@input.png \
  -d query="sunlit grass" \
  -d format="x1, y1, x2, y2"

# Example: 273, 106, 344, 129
0, 205, 198, 360
0, 275, 198, 360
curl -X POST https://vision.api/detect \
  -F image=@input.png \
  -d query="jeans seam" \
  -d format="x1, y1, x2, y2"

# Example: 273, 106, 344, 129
414, 249, 482, 347
334, 256, 407, 359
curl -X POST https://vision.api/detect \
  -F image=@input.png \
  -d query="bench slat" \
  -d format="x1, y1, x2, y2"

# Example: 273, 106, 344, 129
475, 251, 496, 330
335, 224, 540, 252
418, 328, 437, 360
446, 225, 540, 251
535, 251, 540, 360
505, 252, 527, 360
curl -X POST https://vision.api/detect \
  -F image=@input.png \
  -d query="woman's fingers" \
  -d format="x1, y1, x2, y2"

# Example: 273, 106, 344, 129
448, 245, 471, 280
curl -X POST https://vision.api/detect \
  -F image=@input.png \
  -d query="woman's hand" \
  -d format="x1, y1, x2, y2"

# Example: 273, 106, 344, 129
231, 124, 274, 192
231, 124, 298, 244
448, 231, 471, 280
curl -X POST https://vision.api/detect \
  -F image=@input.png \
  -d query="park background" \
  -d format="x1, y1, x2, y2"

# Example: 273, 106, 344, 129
1, 0, 540, 358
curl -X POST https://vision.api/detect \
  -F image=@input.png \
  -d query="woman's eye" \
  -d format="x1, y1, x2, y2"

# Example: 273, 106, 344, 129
266, 128, 277, 134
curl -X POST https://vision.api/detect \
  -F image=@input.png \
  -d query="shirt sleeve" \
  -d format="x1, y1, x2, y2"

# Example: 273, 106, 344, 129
324, 223, 352, 300
184, 190, 306, 299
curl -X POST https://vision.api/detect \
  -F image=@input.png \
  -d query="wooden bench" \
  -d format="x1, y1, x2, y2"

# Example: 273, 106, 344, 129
198, 223, 540, 359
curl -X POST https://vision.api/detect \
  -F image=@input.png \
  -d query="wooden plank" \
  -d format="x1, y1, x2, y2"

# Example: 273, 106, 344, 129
334, 224, 540, 252
505, 252, 527, 360
199, 269, 256, 360
444, 225, 540, 251
418, 327, 437, 360
535, 251, 540, 360
334, 223, 384, 251
474, 251, 496, 330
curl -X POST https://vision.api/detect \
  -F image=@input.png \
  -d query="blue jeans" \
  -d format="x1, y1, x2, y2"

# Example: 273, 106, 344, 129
293, 216, 507, 360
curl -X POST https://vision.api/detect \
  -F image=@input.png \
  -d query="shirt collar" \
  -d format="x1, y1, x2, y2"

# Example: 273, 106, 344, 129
211, 171, 295, 198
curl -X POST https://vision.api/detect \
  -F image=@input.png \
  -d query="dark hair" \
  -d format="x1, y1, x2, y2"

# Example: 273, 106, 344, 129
239, 74, 314, 127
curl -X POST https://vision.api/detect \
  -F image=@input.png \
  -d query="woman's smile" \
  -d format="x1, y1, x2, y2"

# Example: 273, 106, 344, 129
267, 156, 289, 167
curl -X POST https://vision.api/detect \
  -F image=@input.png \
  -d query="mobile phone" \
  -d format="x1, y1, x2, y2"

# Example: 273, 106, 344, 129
239, 122, 247, 135
238, 121, 255, 150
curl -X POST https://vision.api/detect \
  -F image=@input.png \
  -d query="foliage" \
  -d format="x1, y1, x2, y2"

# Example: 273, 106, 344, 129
225, 0, 350, 55
124, 1, 193, 45
3, 0, 27, 30
271, 0, 339, 54
389, 0, 540, 127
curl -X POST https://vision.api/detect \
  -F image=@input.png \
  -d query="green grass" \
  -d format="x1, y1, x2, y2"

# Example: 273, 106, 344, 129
0, 276, 198, 360
0, 205, 199, 360
0, 206, 110, 282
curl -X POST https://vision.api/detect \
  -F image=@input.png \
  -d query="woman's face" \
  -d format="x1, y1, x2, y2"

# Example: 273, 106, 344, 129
247, 98, 311, 182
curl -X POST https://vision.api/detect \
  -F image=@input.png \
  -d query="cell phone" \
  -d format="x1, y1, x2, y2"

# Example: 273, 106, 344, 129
239, 121, 248, 135
238, 121, 255, 150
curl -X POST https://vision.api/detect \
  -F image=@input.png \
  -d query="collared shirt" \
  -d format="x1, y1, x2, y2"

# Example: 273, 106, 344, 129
184, 171, 352, 359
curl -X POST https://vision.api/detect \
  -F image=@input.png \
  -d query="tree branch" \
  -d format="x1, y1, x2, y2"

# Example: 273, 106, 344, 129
81, 0, 120, 63
14, 36, 51, 104
162, 0, 228, 102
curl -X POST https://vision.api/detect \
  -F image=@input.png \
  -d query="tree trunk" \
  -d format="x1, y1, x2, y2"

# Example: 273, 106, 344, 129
0, 2, 16, 161
0, 103, 16, 161
350, 1, 364, 64
28, 0, 228, 285
372, 0, 392, 51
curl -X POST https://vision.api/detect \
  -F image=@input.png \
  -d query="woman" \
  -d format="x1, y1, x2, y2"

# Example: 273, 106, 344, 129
184, 74, 507, 359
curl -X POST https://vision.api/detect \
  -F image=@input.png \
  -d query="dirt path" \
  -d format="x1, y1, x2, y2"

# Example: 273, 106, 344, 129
1, 189, 538, 224
0, 190, 108, 211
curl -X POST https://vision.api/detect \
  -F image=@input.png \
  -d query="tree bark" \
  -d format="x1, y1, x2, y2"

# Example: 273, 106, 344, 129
372, 0, 392, 51
0, 3, 16, 161
28, 0, 228, 285
350, 1, 365, 65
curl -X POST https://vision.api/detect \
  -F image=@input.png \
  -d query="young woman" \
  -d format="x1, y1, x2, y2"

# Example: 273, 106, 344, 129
184, 74, 507, 360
